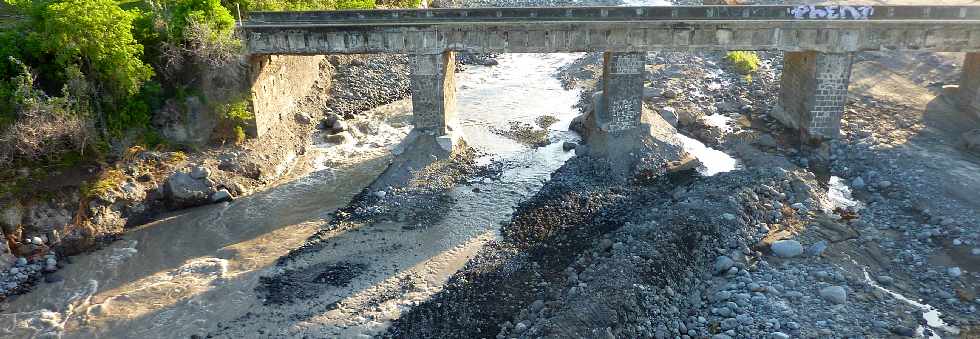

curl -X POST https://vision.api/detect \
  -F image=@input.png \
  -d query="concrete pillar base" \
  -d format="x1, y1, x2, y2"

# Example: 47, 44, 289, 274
409, 52, 457, 135
958, 52, 980, 118
597, 52, 646, 133
774, 51, 853, 141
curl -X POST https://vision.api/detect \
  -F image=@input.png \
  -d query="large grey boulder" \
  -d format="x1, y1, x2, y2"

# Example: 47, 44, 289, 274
819, 285, 847, 304
961, 129, 980, 153
164, 172, 215, 208
770, 240, 803, 258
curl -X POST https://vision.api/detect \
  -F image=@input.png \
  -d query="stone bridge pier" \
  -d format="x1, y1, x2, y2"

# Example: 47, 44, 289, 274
405, 51, 649, 152
773, 51, 854, 142
959, 53, 980, 114
597, 52, 647, 133
409, 52, 457, 136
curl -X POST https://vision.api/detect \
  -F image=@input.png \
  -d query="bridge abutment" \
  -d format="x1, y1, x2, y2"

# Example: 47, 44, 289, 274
598, 52, 646, 133
774, 51, 854, 141
409, 52, 457, 135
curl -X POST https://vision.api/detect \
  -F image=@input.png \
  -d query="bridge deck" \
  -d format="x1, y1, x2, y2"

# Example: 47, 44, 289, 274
243, 5, 980, 54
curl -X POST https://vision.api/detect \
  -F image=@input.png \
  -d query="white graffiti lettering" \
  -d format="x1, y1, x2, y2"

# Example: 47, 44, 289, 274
790, 5, 873, 20
613, 55, 642, 75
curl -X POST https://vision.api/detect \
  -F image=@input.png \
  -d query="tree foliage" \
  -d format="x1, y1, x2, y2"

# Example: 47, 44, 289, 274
38, 0, 153, 99
168, 0, 236, 42
225, 0, 377, 12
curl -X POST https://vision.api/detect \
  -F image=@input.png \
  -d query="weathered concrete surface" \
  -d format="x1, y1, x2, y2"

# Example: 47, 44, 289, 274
244, 6, 980, 55
578, 95, 687, 177
248, 55, 325, 137
409, 52, 457, 134
598, 52, 645, 133
958, 52, 980, 117
774, 51, 854, 140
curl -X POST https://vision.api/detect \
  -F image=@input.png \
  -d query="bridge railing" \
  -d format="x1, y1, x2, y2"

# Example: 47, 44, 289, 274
244, 5, 980, 27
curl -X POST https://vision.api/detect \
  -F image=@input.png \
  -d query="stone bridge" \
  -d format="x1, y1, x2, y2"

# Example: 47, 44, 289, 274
243, 5, 980, 143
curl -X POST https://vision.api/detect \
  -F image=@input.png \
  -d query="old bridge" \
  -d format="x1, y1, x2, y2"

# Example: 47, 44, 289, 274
242, 5, 980, 143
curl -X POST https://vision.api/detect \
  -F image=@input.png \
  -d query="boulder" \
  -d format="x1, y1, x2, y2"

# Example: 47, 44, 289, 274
320, 113, 341, 130
164, 172, 215, 208
294, 112, 312, 125
819, 285, 847, 304
770, 240, 803, 258
807, 240, 829, 257
562, 142, 577, 152
713, 255, 735, 275
210, 189, 233, 203
189, 165, 210, 180
659, 107, 679, 127
960, 129, 980, 153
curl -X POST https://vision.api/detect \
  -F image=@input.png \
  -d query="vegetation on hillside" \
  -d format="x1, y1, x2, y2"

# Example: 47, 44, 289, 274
0, 0, 412, 180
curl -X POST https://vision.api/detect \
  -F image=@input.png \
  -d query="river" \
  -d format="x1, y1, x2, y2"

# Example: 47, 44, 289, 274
0, 53, 585, 338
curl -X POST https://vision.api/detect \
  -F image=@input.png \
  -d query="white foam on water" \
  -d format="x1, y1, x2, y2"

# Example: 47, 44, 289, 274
827, 176, 864, 212
703, 113, 734, 133
861, 267, 960, 337
676, 134, 738, 176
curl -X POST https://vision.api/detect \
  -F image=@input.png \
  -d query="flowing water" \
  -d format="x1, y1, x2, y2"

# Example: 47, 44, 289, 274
860, 267, 961, 338
0, 53, 585, 338
0, 50, 743, 338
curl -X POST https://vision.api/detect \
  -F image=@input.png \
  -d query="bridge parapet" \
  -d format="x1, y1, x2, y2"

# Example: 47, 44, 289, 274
246, 5, 978, 25
243, 6, 980, 55
242, 6, 980, 148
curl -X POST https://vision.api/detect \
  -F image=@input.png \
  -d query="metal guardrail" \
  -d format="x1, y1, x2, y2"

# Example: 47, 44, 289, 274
244, 5, 980, 27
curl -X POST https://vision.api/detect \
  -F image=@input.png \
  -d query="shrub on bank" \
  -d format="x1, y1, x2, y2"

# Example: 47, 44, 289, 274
225, 0, 378, 11
217, 96, 253, 144
725, 51, 760, 75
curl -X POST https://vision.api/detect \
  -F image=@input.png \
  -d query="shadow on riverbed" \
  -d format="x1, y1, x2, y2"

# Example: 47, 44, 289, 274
382, 157, 695, 338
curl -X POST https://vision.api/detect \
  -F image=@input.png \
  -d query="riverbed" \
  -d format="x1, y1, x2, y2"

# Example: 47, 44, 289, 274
0, 53, 586, 338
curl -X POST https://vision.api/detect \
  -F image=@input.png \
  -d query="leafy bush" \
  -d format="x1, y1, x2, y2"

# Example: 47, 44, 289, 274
228, 0, 375, 11
725, 51, 760, 75
1, 0, 155, 136
217, 97, 253, 144
336, 0, 374, 9
169, 0, 236, 41
376, 0, 420, 8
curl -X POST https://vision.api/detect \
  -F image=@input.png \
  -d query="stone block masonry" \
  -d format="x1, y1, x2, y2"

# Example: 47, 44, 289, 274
409, 52, 456, 134
242, 6, 980, 146
248, 55, 326, 137
599, 52, 646, 133
776, 51, 853, 140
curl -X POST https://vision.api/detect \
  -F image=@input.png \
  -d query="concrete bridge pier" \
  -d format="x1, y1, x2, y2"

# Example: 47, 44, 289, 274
597, 52, 647, 133
409, 52, 457, 137
958, 53, 980, 114
775, 51, 855, 142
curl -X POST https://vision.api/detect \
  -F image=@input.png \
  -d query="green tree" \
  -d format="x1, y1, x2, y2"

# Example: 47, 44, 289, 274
37, 0, 153, 100
169, 0, 235, 42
